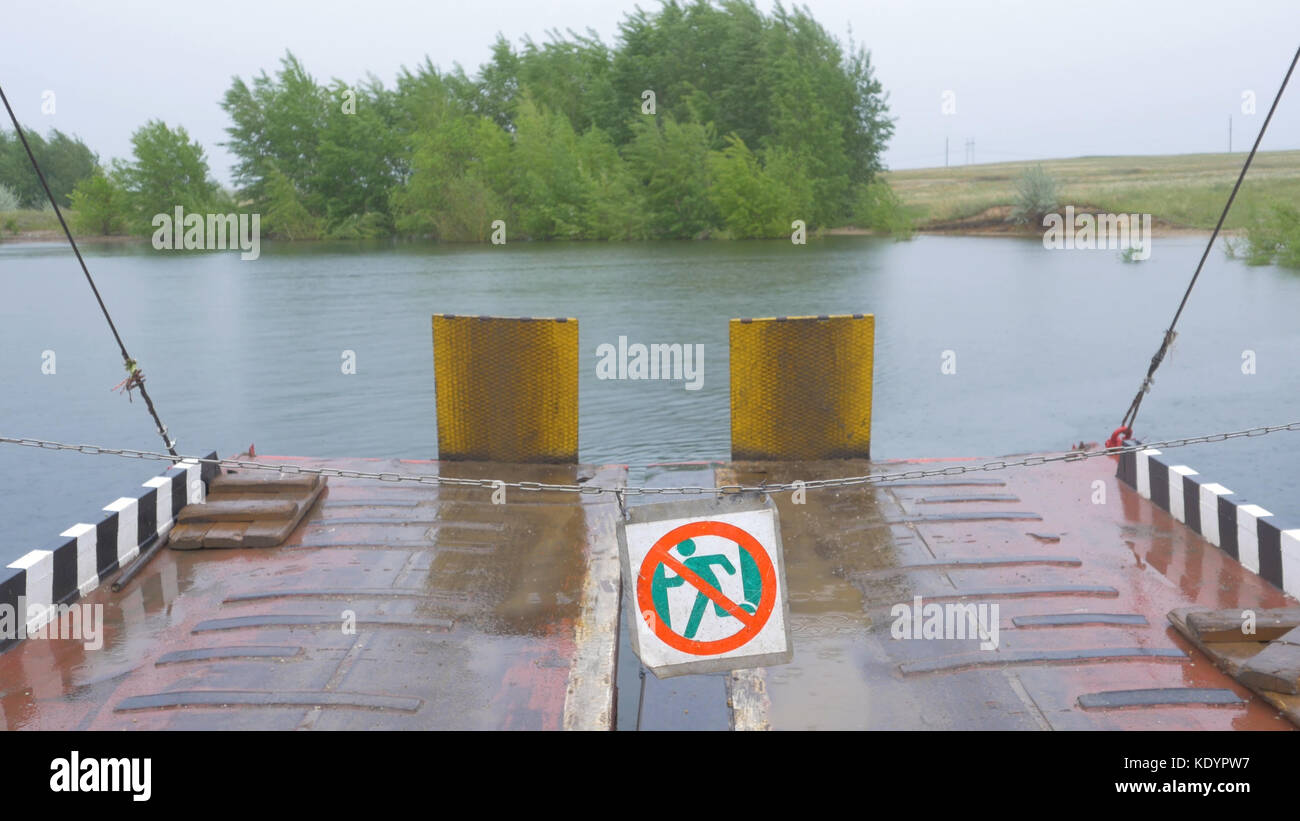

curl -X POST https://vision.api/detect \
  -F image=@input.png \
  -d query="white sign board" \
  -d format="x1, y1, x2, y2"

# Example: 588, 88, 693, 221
618, 494, 792, 678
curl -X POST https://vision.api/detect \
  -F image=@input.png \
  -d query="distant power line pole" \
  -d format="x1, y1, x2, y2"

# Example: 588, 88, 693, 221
945, 137, 949, 168
1229, 116, 1233, 152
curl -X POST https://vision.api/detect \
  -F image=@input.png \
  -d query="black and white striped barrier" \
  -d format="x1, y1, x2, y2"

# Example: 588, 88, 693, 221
0, 452, 218, 651
1117, 447, 1300, 599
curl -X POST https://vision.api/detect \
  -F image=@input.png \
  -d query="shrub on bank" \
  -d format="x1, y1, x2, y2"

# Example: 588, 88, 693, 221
1010, 165, 1059, 226
1239, 202, 1300, 268
854, 180, 914, 238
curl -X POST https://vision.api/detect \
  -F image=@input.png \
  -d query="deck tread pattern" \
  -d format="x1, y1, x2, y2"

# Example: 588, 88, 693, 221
715, 457, 1295, 731
0, 457, 625, 731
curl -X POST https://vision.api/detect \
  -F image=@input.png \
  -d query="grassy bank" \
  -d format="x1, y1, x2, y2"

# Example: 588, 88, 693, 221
882, 150, 1300, 232
0, 209, 139, 243
0, 208, 66, 240
9, 149, 1300, 243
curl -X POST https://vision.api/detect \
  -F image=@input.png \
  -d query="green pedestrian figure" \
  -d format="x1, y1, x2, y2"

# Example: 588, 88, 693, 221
650, 538, 765, 638
737, 545, 762, 615
678, 539, 737, 639
650, 559, 685, 629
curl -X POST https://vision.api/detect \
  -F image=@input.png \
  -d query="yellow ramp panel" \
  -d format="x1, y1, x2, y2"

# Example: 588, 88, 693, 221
433, 314, 578, 463
730, 314, 874, 461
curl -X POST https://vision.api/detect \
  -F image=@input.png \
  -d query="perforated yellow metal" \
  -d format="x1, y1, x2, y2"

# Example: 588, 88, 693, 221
730, 314, 874, 461
432, 314, 578, 463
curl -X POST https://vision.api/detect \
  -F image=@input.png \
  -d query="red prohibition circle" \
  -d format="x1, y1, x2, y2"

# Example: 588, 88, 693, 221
636, 519, 776, 656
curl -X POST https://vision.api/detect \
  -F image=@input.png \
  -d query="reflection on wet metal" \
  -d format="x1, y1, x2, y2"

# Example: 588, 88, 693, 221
0, 457, 624, 730
788, 613, 869, 637
5, 448, 1295, 731
842, 511, 1045, 531
717, 456, 1294, 730
877, 478, 1007, 487
115, 690, 423, 712
223, 588, 459, 603
1077, 688, 1245, 709
851, 555, 1082, 577
900, 647, 1188, 675
617, 463, 734, 731
886, 511, 1044, 523
1013, 614, 1149, 628
155, 646, 304, 665
159, 560, 178, 605
915, 494, 1020, 504
192, 614, 455, 632
919, 585, 1120, 600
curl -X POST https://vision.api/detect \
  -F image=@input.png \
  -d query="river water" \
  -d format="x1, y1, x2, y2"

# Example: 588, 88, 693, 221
1, 234, 1297, 562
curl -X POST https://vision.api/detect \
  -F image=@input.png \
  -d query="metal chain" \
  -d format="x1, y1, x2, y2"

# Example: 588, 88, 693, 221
3, 421, 1298, 497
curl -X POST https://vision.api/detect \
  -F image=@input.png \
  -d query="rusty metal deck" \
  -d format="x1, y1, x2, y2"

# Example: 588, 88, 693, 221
721, 456, 1296, 730
0, 452, 1294, 730
0, 457, 623, 730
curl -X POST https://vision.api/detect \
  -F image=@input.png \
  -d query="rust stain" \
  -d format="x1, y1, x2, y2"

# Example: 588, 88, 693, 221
0, 456, 625, 731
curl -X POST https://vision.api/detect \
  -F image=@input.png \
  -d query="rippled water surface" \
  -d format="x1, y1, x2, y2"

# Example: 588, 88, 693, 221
2, 234, 1297, 561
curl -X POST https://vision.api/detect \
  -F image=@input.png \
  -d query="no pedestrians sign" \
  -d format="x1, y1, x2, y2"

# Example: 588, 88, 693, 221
618, 494, 792, 678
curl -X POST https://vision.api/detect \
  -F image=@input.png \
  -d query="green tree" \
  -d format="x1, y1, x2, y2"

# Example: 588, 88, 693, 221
40, 130, 100, 208
390, 80, 512, 242
516, 30, 621, 137
262, 166, 321, 240
221, 52, 328, 206
0, 127, 99, 208
453, 37, 521, 131
211, 2, 898, 243
625, 114, 717, 238
68, 170, 129, 235
114, 120, 222, 231
853, 179, 913, 238
314, 78, 401, 229
223, 52, 405, 233
612, 1, 762, 146
576, 126, 647, 240
709, 135, 810, 238
511, 96, 589, 239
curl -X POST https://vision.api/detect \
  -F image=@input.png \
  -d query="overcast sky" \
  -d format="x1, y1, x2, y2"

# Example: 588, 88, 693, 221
3, 0, 1297, 185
